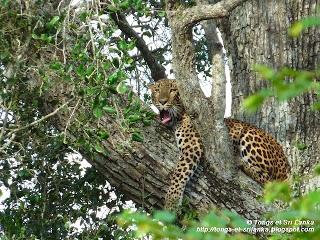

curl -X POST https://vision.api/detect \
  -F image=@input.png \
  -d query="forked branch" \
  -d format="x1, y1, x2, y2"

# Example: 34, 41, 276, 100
169, 0, 248, 30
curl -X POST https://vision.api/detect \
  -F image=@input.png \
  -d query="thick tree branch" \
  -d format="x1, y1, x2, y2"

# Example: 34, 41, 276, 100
109, 12, 167, 81
170, 0, 248, 30
131, 43, 171, 62
47, 97, 266, 219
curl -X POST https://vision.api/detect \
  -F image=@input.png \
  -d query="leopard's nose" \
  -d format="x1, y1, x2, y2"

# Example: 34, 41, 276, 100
159, 99, 168, 105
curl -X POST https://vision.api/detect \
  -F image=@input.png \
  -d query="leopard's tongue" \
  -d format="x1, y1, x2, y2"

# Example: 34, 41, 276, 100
161, 111, 171, 124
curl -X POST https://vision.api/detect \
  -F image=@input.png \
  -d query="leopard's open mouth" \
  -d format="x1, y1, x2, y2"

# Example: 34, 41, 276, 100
160, 110, 172, 125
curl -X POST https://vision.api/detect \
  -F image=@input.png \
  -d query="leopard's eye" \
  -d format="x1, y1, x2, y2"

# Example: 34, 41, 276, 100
170, 89, 176, 93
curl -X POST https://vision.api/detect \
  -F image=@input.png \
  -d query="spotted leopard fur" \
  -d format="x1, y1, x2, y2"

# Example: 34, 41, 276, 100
224, 118, 290, 182
149, 79, 290, 210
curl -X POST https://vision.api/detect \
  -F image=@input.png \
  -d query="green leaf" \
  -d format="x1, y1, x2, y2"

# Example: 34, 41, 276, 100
116, 81, 129, 94
126, 57, 134, 64
64, 221, 71, 230
108, 72, 119, 85
127, 41, 136, 50
295, 141, 307, 151
98, 131, 109, 140
158, 11, 166, 17
202, 212, 227, 227
18, 169, 33, 179
103, 61, 112, 70
154, 211, 176, 223
1, 0, 9, 6
47, 16, 60, 28
93, 106, 103, 118
131, 132, 143, 142
76, 64, 85, 77
118, 40, 129, 50
50, 61, 63, 70
185, 227, 203, 239
103, 106, 117, 114
272, 210, 301, 222
79, 11, 89, 22
264, 182, 291, 204
289, 22, 304, 37
31, 33, 39, 39
127, 114, 141, 123
94, 144, 104, 153
143, 119, 152, 126
314, 164, 320, 175
113, 58, 120, 68
243, 94, 265, 112
86, 65, 95, 77
119, 0, 130, 9
298, 190, 320, 212
221, 210, 250, 228
254, 64, 275, 80
39, 34, 53, 43
107, 5, 119, 12
289, 16, 320, 37
311, 101, 320, 111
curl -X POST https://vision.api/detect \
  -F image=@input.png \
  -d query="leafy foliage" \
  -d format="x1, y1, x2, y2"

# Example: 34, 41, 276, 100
193, 25, 212, 80
0, 0, 163, 239
0, 90, 129, 238
244, 65, 319, 112
118, 208, 252, 240
0, 0, 163, 158
289, 16, 320, 37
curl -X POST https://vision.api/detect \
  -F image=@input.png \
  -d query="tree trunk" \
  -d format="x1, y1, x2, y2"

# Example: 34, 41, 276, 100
164, 0, 269, 219
219, 0, 320, 191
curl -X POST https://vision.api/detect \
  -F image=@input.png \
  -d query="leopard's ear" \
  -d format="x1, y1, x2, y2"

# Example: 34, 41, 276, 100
148, 82, 155, 91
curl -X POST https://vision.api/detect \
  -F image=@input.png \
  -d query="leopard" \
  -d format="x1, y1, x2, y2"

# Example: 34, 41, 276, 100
149, 78, 290, 211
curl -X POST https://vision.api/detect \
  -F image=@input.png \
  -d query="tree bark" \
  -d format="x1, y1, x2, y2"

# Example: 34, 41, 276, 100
219, 0, 320, 191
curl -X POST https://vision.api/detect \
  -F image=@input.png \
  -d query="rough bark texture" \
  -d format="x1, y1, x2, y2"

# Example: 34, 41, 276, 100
219, 0, 320, 191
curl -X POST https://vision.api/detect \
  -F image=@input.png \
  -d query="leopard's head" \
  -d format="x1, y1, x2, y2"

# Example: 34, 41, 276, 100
149, 79, 184, 127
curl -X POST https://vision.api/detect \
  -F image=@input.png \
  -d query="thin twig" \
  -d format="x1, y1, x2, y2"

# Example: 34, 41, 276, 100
0, 133, 16, 152
0, 95, 12, 143
63, 98, 81, 143
8, 99, 72, 137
